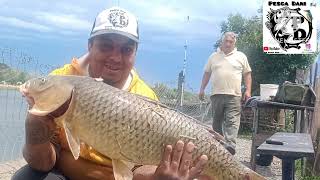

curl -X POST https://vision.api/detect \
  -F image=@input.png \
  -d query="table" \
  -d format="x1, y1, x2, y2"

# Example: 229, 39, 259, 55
257, 132, 314, 180
245, 98, 314, 170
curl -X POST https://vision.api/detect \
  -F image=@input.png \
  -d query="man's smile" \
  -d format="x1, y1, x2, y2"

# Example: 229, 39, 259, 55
104, 64, 121, 71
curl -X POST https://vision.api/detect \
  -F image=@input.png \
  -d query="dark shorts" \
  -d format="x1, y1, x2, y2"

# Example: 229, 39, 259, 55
11, 165, 69, 180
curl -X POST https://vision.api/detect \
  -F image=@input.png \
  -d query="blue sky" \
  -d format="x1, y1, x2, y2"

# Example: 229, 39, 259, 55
0, 0, 319, 92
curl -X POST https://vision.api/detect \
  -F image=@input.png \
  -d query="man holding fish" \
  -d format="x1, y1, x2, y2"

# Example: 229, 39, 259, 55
12, 7, 210, 180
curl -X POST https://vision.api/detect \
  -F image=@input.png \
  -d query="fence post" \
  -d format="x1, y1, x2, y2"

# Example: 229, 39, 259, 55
313, 63, 318, 89
310, 77, 320, 175
176, 70, 184, 109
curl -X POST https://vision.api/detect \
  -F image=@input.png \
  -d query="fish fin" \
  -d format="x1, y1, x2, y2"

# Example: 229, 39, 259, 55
112, 159, 134, 180
62, 121, 80, 160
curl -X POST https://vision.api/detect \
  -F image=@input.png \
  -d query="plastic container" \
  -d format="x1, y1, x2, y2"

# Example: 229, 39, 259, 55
260, 84, 279, 101
255, 154, 273, 166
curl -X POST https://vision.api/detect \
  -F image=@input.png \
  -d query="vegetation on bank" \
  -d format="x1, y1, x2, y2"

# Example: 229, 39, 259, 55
0, 63, 30, 85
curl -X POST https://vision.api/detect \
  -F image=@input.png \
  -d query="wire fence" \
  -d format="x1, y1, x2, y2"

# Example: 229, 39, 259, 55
152, 81, 212, 123
0, 47, 212, 162
0, 47, 63, 162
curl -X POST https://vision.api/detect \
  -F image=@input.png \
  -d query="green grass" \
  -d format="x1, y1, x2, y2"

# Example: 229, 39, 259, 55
238, 126, 252, 140
298, 176, 320, 180
295, 159, 320, 180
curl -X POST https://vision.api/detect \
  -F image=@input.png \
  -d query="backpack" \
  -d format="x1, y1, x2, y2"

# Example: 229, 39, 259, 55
274, 81, 316, 106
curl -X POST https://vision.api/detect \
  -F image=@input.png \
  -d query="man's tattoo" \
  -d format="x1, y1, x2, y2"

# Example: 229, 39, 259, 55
25, 116, 52, 145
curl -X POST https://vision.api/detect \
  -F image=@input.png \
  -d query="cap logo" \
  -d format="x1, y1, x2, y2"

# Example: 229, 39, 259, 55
108, 9, 129, 28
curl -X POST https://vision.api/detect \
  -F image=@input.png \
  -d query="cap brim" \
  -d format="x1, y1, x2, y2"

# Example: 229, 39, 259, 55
89, 29, 139, 43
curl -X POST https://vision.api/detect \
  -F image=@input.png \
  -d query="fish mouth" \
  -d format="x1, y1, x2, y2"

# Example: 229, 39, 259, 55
19, 81, 29, 97
20, 81, 35, 106
20, 80, 73, 117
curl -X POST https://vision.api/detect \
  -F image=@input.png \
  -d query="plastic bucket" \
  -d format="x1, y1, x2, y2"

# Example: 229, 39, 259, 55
260, 84, 279, 101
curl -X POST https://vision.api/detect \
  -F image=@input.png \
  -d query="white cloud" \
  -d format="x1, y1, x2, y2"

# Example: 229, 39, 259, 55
0, 0, 264, 44
35, 12, 92, 31
0, 16, 51, 32
55, 2, 88, 14
121, 0, 259, 42
151, 5, 182, 21
0, 34, 30, 41
0, 0, 261, 37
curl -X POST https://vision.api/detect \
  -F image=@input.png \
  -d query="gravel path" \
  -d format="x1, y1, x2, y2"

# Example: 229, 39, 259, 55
0, 138, 282, 180
0, 159, 26, 180
235, 138, 282, 180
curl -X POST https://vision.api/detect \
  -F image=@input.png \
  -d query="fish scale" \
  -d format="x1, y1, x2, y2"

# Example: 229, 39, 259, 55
23, 75, 265, 180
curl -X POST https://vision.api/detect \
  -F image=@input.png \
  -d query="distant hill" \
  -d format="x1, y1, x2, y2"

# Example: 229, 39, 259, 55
0, 63, 9, 70
0, 63, 29, 84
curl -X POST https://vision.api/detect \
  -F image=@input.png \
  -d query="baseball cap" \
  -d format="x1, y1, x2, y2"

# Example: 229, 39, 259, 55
89, 7, 139, 42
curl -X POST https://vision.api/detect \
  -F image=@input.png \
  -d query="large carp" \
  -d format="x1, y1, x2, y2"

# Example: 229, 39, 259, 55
20, 75, 264, 180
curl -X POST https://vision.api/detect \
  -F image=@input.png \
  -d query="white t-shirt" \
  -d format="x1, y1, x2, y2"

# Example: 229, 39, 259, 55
204, 48, 251, 97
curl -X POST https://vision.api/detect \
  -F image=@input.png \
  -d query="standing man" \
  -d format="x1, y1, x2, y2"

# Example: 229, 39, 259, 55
199, 32, 252, 154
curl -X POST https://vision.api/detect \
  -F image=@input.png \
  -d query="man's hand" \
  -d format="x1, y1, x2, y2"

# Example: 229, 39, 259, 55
25, 113, 56, 144
243, 72, 252, 103
199, 72, 211, 101
23, 113, 57, 171
20, 88, 58, 171
199, 89, 205, 101
242, 90, 251, 103
154, 140, 208, 180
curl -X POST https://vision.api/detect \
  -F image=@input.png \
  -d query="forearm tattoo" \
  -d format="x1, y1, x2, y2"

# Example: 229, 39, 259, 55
25, 115, 52, 145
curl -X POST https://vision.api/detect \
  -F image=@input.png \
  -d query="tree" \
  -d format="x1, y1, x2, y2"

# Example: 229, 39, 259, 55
218, 13, 318, 94
0, 63, 30, 84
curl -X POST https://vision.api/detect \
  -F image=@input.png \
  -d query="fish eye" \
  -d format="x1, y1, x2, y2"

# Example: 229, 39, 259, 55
39, 78, 46, 85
